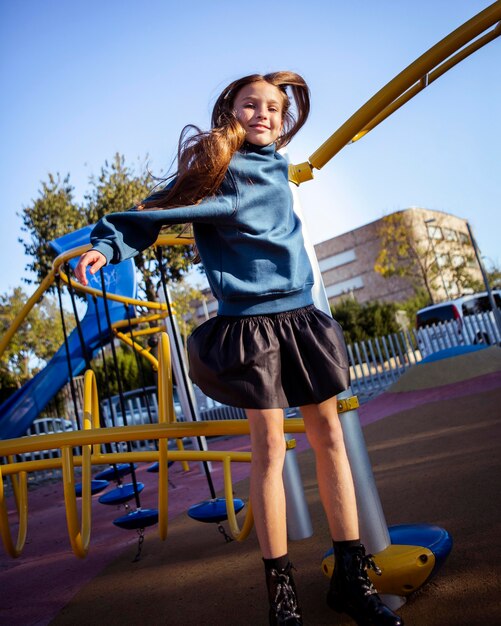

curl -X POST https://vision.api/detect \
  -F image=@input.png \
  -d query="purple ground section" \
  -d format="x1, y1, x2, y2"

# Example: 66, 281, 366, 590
0, 433, 309, 626
1, 370, 498, 625
360, 370, 501, 426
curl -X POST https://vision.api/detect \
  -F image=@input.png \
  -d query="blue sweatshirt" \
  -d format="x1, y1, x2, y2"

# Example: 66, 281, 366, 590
91, 142, 314, 316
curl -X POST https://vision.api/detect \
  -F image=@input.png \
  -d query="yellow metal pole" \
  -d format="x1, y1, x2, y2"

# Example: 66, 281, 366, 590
0, 465, 28, 558
115, 330, 159, 370
0, 419, 306, 458
223, 455, 254, 541
288, 1, 501, 184
0, 270, 56, 359
61, 370, 97, 558
351, 20, 501, 142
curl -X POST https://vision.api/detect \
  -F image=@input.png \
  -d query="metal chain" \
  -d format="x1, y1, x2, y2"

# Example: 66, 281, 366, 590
217, 523, 233, 543
132, 528, 145, 562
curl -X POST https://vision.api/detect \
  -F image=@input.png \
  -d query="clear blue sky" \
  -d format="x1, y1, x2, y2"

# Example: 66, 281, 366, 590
1, 0, 500, 296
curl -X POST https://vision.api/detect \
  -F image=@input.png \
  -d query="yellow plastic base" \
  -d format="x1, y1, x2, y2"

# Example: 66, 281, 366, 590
321, 544, 436, 596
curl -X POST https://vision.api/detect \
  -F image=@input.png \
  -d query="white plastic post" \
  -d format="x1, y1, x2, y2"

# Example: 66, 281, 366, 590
283, 432, 313, 540
289, 182, 405, 609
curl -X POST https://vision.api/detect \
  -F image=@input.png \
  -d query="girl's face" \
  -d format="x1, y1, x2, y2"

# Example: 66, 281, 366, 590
233, 81, 284, 146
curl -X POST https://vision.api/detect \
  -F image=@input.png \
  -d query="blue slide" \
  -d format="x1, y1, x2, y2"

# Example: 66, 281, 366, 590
0, 226, 137, 440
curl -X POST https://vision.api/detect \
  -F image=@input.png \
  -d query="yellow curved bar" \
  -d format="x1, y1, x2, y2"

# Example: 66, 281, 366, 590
0, 450, 252, 480
51, 232, 193, 271
115, 330, 159, 371
289, 1, 501, 182
176, 438, 190, 473
57, 267, 168, 310
84, 369, 101, 452
155, 233, 194, 247
222, 455, 254, 541
112, 312, 168, 329
158, 332, 175, 424
0, 270, 56, 359
157, 434, 169, 540
0, 464, 28, 558
62, 370, 97, 558
156, 331, 173, 539
0, 419, 305, 459
128, 326, 164, 337
61, 443, 91, 558
351, 20, 501, 143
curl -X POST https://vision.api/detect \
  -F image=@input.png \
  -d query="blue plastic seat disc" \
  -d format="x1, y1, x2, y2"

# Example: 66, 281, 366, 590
187, 498, 245, 524
98, 482, 145, 505
113, 509, 159, 530
146, 461, 174, 473
75, 479, 109, 497
94, 463, 138, 481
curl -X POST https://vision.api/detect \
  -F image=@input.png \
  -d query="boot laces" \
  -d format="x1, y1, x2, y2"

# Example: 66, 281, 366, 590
355, 553, 382, 597
271, 569, 301, 621
363, 553, 382, 577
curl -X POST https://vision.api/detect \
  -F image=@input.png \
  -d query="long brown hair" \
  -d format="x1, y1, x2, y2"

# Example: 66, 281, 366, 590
141, 71, 310, 211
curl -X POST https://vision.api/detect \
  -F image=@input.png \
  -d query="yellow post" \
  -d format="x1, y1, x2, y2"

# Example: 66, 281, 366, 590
0, 464, 28, 558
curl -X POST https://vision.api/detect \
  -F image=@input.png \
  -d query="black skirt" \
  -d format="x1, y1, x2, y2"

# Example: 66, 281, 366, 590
187, 304, 350, 409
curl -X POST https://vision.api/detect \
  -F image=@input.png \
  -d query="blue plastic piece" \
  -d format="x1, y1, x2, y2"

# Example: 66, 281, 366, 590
75, 479, 109, 497
0, 225, 137, 440
113, 509, 159, 530
388, 523, 453, 576
98, 482, 145, 505
94, 463, 138, 481
187, 498, 245, 524
420, 343, 488, 364
146, 461, 174, 473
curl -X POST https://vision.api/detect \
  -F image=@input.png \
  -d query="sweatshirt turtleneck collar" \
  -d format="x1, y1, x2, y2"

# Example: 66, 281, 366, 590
240, 141, 276, 156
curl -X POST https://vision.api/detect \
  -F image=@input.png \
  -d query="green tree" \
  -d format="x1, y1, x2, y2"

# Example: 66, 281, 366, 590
0, 287, 75, 389
18, 153, 196, 301
18, 173, 84, 287
486, 261, 501, 290
375, 212, 480, 303
374, 212, 437, 302
170, 281, 204, 350
331, 298, 400, 344
92, 345, 155, 398
397, 288, 433, 325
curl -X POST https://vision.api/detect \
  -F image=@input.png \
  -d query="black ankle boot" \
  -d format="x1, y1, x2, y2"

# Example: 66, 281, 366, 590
265, 562, 303, 625
327, 543, 404, 626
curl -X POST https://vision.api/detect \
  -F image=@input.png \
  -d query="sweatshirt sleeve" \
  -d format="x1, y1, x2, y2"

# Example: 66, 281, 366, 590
90, 192, 236, 265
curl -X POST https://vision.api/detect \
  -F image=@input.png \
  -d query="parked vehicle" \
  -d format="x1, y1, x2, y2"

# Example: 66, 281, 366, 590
416, 290, 501, 357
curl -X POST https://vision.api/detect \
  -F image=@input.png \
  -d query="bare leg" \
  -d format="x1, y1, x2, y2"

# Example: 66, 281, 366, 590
301, 396, 359, 541
246, 408, 288, 558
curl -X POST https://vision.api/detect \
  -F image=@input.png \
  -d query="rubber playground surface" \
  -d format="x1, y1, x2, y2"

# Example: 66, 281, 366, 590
1, 347, 501, 626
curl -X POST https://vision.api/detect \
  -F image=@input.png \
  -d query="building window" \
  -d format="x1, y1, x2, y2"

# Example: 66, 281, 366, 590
427, 224, 443, 240
442, 227, 457, 241
458, 231, 470, 245
452, 254, 465, 268
437, 253, 450, 268
325, 275, 364, 299
317, 248, 356, 272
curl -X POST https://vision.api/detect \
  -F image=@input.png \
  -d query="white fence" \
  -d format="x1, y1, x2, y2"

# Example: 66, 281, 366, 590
347, 330, 422, 402
348, 309, 500, 401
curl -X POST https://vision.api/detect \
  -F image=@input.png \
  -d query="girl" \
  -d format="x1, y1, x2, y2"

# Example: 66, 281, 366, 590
75, 72, 403, 626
